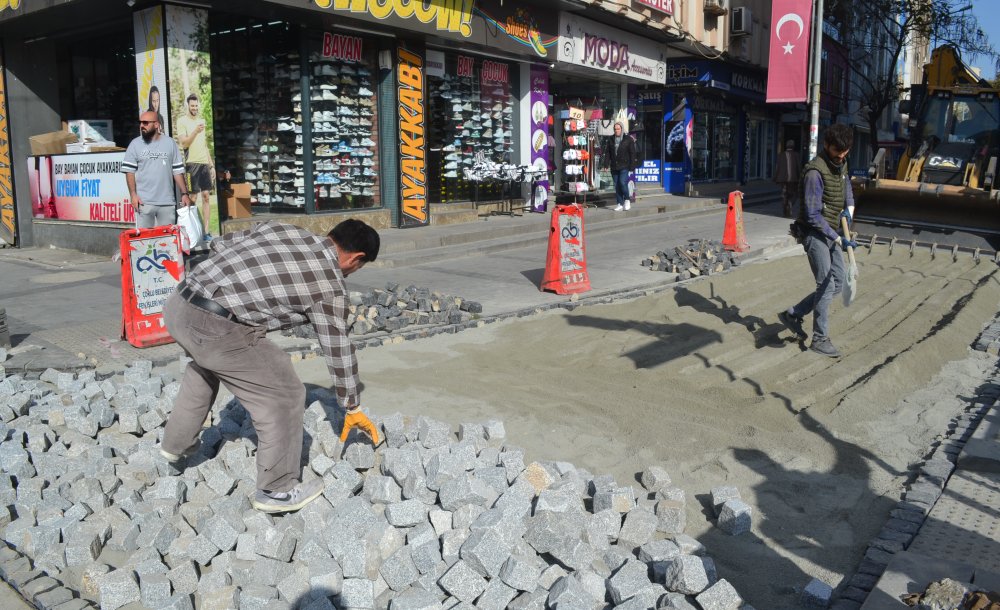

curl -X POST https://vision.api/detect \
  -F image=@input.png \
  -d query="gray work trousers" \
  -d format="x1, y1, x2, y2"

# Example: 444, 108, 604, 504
137, 203, 176, 229
791, 231, 845, 341
161, 292, 306, 492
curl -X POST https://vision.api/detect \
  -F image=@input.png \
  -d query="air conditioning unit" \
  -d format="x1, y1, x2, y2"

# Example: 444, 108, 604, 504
731, 6, 752, 36
704, 0, 729, 17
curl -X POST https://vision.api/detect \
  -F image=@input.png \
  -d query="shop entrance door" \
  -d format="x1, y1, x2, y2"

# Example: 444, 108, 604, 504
712, 115, 735, 180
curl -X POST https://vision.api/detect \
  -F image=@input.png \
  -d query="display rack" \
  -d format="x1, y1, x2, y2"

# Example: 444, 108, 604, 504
429, 74, 515, 204
562, 119, 597, 206
212, 39, 379, 213
308, 55, 379, 211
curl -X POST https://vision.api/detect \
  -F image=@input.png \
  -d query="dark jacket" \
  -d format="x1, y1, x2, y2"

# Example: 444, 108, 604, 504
605, 135, 637, 172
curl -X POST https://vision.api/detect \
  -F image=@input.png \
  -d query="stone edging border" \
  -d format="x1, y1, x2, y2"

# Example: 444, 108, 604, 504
829, 318, 1000, 610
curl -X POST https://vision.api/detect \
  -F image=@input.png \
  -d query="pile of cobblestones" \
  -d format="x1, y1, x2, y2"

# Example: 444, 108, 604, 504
641, 240, 742, 281
289, 283, 484, 340
0, 358, 754, 610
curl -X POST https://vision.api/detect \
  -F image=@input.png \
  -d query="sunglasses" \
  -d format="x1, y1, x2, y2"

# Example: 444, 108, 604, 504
139, 120, 157, 125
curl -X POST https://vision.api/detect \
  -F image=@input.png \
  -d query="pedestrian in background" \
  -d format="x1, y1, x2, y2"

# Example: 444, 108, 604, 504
779, 124, 857, 358
122, 111, 191, 228
606, 121, 637, 211
774, 139, 801, 218
159, 219, 381, 513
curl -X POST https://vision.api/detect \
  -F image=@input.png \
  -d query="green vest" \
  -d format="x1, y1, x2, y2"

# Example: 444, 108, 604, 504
799, 152, 848, 230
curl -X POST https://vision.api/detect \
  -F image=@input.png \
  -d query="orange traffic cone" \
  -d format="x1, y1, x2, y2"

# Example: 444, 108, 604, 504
722, 191, 749, 253
540, 204, 591, 294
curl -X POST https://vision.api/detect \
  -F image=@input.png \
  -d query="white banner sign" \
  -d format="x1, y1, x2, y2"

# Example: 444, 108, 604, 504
556, 12, 666, 83
47, 152, 133, 223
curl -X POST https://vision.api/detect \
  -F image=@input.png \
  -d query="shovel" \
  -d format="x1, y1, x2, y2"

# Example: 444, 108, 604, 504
840, 216, 858, 306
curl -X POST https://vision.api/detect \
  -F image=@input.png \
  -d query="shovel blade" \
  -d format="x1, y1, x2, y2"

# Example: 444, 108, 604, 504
843, 261, 858, 306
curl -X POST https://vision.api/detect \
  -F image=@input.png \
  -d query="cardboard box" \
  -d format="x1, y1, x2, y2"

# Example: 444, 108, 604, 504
29, 131, 79, 156
224, 182, 253, 219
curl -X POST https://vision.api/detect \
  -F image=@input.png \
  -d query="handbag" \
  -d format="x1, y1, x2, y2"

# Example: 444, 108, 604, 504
176, 205, 204, 253
597, 120, 615, 136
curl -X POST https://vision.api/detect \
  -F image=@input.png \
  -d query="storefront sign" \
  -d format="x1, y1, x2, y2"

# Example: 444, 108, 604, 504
316, 0, 473, 36
322, 32, 363, 61
637, 90, 663, 107
32, 152, 134, 222
0, 62, 15, 246
426, 49, 445, 78
133, 6, 170, 136
528, 65, 550, 213
398, 46, 428, 227
456, 55, 475, 78
666, 59, 766, 102
556, 13, 666, 83
635, 160, 660, 183
297, 1, 558, 60
635, 0, 674, 14
480, 60, 508, 85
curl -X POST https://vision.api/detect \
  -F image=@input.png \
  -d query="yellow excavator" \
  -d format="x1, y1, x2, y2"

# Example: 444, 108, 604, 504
855, 45, 1000, 232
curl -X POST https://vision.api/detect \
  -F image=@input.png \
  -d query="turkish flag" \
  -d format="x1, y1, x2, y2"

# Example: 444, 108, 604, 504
766, 0, 814, 103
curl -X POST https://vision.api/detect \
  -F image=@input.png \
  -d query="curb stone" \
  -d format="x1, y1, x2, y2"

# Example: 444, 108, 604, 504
831, 318, 1000, 608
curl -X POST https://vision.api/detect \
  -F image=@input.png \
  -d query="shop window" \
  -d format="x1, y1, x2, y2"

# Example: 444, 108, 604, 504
426, 54, 515, 204
58, 29, 138, 147
209, 19, 380, 215
306, 31, 379, 212
551, 77, 620, 194
210, 20, 303, 212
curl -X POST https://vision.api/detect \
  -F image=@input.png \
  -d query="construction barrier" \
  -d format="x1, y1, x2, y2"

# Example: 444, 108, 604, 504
540, 203, 591, 294
722, 190, 750, 253
120, 226, 186, 348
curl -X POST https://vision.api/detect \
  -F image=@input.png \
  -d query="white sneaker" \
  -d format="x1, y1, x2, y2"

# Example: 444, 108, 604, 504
613, 204, 625, 211
624, 199, 631, 211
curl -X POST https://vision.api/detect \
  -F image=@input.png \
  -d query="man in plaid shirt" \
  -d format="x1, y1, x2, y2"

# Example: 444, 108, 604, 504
159, 219, 380, 513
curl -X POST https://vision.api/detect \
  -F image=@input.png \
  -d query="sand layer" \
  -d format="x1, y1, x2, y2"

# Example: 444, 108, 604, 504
299, 245, 1000, 608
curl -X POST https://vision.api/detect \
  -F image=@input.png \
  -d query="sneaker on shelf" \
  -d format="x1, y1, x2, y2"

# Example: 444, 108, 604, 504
358, 87, 374, 96
444, 161, 458, 170
360, 137, 376, 147
443, 170, 458, 178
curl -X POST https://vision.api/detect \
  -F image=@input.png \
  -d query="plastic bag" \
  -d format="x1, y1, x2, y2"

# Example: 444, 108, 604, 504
176, 205, 204, 253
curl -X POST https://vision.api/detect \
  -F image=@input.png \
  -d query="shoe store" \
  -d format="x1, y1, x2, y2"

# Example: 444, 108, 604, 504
1, 0, 561, 251
548, 12, 667, 203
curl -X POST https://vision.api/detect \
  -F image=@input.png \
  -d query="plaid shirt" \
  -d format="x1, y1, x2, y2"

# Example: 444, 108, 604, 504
185, 221, 359, 409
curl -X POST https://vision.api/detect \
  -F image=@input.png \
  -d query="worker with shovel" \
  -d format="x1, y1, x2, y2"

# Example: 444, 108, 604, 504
779, 124, 857, 358
159, 219, 381, 513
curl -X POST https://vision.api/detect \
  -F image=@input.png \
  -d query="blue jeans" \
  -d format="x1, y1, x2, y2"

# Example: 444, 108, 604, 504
791, 231, 845, 341
613, 169, 630, 205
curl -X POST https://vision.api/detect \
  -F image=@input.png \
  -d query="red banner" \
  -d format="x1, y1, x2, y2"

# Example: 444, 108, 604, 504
766, 0, 813, 103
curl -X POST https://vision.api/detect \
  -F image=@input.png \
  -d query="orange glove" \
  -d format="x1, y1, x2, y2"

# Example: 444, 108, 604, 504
340, 407, 380, 445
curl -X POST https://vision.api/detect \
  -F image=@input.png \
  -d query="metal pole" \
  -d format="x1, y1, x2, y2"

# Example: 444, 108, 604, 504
807, 0, 825, 158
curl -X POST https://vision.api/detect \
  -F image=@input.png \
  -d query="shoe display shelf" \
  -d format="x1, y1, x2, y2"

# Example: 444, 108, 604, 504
309, 55, 379, 210
429, 74, 515, 204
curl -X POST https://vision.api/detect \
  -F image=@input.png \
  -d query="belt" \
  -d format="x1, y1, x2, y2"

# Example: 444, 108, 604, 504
177, 282, 240, 323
